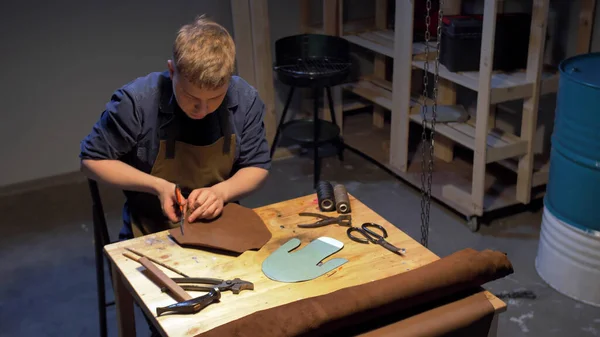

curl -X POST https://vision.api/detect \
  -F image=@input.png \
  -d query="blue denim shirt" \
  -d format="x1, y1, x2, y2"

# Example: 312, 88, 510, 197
80, 71, 271, 239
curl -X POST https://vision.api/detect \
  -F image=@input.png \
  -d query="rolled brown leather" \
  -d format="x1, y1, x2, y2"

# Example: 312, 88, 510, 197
196, 248, 513, 337
357, 292, 496, 337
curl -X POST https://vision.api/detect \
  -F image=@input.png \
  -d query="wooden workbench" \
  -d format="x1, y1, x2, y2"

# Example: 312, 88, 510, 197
104, 194, 506, 336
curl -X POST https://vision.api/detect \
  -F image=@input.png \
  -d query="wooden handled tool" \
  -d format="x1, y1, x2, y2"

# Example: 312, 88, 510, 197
123, 251, 192, 302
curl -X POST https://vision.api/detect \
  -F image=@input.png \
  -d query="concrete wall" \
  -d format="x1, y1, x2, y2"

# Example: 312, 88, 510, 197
0, 0, 598, 188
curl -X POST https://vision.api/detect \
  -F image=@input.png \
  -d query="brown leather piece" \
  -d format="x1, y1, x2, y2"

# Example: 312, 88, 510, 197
196, 248, 513, 337
169, 203, 272, 254
357, 292, 495, 337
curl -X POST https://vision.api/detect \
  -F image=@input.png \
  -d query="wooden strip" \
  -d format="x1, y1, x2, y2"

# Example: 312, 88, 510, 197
576, 0, 597, 55
372, 0, 388, 129
486, 140, 528, 163
449, 123, 509, 147
372, 29, 395, 42
363, 75, 393, 91
442, 184, 477, 215
490, 83, 532, 104
248, 0, 277, 145
408, 115, 474, 151
338, 0, 344, 36
390, 0, 415, 172
434, 134, 455, 162
323, 0, 337, 35
532, 162, 550, 187
343, 80, 392, 110
471, 0, 499, 216
124, 253, 192, 302
516, 0, 550, 204
361, 32, 393, 49
323, 0, 344, 134
412, 61, 479, 90
230, 0, 256, 87
125, 247, 189, 277
343, 34, 394, 57
300, 0, 311, 33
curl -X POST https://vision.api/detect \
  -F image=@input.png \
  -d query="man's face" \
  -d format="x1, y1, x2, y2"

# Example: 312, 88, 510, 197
167, 60, 229, 120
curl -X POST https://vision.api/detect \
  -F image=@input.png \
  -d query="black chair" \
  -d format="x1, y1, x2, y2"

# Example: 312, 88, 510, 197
87, 179, 114, 337
270, 34, 352, 187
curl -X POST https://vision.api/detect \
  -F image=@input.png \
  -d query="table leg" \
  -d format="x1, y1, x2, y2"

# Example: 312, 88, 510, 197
112, 264, 137, 337
486, 312, 500, 337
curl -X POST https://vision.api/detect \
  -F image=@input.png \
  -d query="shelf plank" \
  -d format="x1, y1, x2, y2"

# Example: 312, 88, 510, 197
308, 18, 373, 35
342, 78, 393, 110
407, 110, 528, 163
342, 29, 436, 58
412, 60, 559, 103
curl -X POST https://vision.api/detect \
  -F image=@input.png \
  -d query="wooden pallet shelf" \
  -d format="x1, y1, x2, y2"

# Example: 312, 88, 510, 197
342, 113, 546, 216
333, 0, 570, 227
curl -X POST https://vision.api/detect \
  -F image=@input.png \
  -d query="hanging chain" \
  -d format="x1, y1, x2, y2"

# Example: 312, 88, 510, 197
420, 0, 444, 248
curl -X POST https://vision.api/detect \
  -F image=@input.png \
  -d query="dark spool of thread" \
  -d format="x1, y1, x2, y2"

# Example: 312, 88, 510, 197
334, 184, 351, 214
316, 181, 336, 212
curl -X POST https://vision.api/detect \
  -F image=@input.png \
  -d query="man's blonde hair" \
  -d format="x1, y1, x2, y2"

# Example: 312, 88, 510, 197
172, 15, 236, 89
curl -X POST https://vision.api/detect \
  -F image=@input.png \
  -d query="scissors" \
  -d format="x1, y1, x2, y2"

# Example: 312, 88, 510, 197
347, 223, 406, 255
175, 184, 185, 235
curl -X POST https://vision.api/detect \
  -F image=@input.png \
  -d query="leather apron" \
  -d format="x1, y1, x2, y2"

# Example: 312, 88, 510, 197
127, 106, 236, 238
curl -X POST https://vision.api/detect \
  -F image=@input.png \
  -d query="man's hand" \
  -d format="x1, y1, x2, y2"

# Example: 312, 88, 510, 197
156, 180, 183, 223
187, 187, 225, 222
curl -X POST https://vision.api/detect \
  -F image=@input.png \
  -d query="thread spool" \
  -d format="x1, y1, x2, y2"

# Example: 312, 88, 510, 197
334, 184, 351, 214
316, 181, 336, 212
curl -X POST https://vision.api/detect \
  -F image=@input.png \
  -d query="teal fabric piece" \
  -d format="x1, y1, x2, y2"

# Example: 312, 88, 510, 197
262, 237, 348, 282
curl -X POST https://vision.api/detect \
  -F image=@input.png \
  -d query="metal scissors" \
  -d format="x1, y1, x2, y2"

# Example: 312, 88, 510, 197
347, 222, 406, 255
175, 184, 185, 235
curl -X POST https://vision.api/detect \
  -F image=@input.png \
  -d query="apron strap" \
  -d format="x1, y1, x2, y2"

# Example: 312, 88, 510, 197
163, 116, 179, 159
218, 107, 232, 154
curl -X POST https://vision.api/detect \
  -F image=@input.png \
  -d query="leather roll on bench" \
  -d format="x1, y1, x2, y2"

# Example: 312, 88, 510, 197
196, 248, 513, 337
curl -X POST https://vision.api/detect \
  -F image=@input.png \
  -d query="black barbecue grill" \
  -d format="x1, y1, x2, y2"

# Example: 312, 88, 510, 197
270, 34, 352, 187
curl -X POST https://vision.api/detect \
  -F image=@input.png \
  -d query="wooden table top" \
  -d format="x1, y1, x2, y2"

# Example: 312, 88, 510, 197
104, 193, 506, 337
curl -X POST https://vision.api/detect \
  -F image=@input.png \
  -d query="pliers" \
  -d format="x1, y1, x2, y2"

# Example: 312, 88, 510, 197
297, 212, 352, 228
161, 277, 254, 294
156, 277, 254, 316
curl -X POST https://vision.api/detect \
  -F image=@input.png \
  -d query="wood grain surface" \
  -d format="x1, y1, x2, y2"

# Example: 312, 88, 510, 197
104, 193, 506, 336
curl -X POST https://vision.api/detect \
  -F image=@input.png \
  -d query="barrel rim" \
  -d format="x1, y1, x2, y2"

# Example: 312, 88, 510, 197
544, 196, 600, 237
559, 52, 600, 89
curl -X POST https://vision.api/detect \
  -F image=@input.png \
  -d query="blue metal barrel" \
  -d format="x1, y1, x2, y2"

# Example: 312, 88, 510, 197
545, 52, 600, 234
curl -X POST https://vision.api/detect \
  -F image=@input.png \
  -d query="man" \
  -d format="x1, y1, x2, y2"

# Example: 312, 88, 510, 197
80, 15, 271, 240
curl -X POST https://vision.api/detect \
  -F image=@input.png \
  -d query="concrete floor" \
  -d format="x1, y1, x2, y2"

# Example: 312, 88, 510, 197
1, 149, 599, 337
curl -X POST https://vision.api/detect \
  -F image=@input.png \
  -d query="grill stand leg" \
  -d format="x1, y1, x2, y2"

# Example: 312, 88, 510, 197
270, 85, 296, 159
313, 86, 321, 188
326, 86, 344, 161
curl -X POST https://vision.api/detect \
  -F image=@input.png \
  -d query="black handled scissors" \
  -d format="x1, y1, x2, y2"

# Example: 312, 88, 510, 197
347, 223, 406, 255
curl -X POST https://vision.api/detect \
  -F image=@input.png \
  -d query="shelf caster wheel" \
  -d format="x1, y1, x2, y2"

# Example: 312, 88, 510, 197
467, 216, 480, 232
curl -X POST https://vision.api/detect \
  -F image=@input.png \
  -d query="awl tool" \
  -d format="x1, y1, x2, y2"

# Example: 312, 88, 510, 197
175, 184, 185, 235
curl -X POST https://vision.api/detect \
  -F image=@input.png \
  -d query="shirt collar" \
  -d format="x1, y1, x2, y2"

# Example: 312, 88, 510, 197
159, 71, 238, 115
